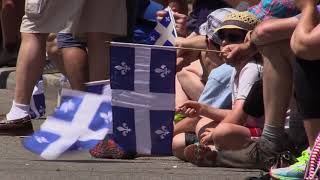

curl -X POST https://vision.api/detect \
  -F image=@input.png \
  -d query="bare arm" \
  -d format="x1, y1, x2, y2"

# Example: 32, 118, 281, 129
224, 0, 260, 8
176, 100, 231, 122
219, 99, 247, 125
291, 3, 320, 60
201, 106, 231, 122
176, 35, 206, 70
251, 17, 299, 46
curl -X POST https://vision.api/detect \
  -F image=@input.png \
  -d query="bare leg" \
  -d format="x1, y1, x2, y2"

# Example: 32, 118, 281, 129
177, 61, 204, 101
172, 133, 187, 160
261, 40, 294, 128
195, 117, 218, 138
304, 119, 320, 148
175, 76, 189, 107
1, 0, 24, 47
87, 33, 113, 81
213, 123, 252, 150
174, 116, 199, 135
60, 47, 88, 91
46, 33, 66, 74
14, 33, 48, 105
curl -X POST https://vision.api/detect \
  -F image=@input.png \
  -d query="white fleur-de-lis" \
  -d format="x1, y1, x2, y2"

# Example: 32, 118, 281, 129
155, 126, 170, 139
99, 112, 112, 124
115, 62, 131, 75
59, 99, 75, 113
165, 16, 170, 22
154, 64, 171, 78
117, 123, 131, 136
34, 136, 49, 144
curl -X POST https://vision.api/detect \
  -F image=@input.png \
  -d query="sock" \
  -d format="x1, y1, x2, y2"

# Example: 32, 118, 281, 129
262, 123, 286, 145
6, 101, 30, 121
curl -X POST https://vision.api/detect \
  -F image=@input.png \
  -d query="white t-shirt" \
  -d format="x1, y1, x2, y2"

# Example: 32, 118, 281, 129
230, 60, 264, 128
231, 61, 263, 103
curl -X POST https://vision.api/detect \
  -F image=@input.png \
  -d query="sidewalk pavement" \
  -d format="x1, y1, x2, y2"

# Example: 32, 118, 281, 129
0, 67, 62, 91
0, 68, 266, 180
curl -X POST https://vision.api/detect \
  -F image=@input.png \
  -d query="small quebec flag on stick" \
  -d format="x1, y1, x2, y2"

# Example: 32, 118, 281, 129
23, 88, 112, 160
147, 7, 177, 46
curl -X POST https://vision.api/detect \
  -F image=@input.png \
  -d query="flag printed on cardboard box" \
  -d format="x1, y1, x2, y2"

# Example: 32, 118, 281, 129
110, 42, 176, 156
23, 88, 112, 160
30, 76, 46, 119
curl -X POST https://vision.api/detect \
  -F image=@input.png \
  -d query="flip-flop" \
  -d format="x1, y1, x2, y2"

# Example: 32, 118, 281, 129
184, 143, 217, 167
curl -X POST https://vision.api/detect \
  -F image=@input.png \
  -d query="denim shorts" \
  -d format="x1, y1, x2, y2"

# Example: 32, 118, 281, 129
57, 33, 87, 50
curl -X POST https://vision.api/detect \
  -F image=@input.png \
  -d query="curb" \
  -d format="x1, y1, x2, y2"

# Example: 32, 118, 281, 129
0, 67, 62, 92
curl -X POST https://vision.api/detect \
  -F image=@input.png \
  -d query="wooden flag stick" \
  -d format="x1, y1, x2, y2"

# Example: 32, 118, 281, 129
107, 41, 223, 53
175, 46, 222, 53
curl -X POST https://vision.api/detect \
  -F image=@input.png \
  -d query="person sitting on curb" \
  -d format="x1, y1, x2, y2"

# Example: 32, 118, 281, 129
176, 11, 263, 166
172, 8, 237, 160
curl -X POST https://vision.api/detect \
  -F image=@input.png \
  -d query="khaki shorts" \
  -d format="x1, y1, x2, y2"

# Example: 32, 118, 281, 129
20, 0, 127, 35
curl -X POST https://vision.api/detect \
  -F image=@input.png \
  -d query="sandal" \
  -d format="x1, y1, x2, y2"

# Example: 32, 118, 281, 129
183, 143, 217, 167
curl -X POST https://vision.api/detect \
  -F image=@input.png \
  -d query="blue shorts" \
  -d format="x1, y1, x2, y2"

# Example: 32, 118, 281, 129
57, 33, 87, 50
198, 63, 233, 109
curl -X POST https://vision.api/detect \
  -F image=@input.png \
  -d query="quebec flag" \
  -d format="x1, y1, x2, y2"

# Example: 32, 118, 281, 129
110, 42, 176, 156
23, 88, 112, 160
147, 7, 177, 46
30, 76, 46, 119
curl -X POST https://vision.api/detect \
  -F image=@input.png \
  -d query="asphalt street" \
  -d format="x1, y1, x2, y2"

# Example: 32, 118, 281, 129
0, 88, 265, 180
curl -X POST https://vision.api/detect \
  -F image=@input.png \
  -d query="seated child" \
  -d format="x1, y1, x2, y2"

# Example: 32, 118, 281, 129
176, 11, 263, 166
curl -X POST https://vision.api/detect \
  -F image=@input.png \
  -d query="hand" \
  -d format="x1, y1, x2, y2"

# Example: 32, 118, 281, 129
173, 12, 188, 37
294, 0, 318, 11
199, 128, 215, 145
220, 42, 256, 64
176, 100, 205, 118
156, 10, 188, 37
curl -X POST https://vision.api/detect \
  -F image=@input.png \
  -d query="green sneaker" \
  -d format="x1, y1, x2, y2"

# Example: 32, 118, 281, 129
270, 149, 310, 180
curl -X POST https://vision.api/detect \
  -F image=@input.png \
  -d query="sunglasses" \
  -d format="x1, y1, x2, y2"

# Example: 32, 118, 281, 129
218, 30, 247, 44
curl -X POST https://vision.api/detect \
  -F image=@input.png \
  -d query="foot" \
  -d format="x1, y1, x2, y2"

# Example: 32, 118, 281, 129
270, 149, 309, 180
0, 114, 34, 136
183, 143, 217, 167
216, 137, 296, 171
89, 139, 135, 159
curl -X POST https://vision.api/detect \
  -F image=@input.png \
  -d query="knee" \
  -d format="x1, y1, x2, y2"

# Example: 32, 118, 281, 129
212, 123, 233, 149
172, 133, 187, 160
177, 69, 189, 81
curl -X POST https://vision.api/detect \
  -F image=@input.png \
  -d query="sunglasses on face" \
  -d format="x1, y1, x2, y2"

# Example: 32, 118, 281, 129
218, 30, 247, 44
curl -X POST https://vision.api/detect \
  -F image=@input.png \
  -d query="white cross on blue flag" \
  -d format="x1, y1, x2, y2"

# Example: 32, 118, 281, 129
110, 42, 176, 155
23, 88, 113, 160
147, 7, 177, 46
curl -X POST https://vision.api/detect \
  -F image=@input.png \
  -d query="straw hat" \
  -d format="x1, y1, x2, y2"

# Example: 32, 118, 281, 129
214, 11, 260, 34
